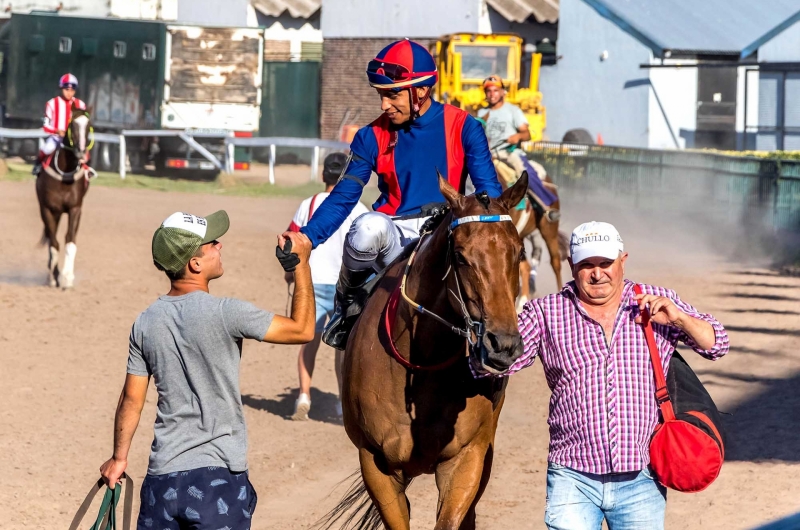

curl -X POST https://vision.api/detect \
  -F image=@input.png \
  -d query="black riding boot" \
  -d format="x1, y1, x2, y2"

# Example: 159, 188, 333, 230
321, 266, 373, 349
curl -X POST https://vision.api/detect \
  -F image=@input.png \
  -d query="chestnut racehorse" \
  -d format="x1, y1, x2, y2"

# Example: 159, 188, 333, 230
322, 173, 529, 530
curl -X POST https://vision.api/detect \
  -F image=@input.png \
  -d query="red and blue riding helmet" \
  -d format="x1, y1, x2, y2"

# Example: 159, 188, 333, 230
59, 73, 78, 89
367, 39, 437, 117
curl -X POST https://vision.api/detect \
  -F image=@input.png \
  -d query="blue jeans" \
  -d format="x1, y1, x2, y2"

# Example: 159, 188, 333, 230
545, 463, 666, 530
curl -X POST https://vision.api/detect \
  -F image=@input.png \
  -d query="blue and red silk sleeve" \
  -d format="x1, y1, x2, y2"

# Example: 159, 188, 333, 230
462, 115, 503, 198
300, 128, 377, 248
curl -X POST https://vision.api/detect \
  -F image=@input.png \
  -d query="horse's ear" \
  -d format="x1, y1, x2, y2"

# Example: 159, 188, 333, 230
438, 169, 462, 207
85, 105, 93, 116
499, 171, 529, 212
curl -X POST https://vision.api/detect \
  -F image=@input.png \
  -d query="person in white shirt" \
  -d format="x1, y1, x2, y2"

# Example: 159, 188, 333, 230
285, 152, 369, 420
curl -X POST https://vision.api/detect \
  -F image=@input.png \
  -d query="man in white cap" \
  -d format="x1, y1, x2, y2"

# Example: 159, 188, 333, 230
98, 210, 315, 528
503, 221, 729, 529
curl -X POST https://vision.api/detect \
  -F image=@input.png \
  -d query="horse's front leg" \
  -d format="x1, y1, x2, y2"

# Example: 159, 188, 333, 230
61, 205, 83, 289
434, 443, 494, 530
39, 206, 61, 288
359, 447, 411, 530
539, 218, 563, 290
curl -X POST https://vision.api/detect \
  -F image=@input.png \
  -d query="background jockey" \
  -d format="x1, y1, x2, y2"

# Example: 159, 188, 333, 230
32, 73, 86, 175
289, 39, 503, 349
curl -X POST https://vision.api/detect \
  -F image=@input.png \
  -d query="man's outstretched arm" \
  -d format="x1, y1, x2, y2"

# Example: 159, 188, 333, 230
301, 130, 376, 248
267, 232, 316, 344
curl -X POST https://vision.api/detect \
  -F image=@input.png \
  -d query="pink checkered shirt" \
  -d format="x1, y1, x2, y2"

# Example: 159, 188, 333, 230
506, 279, 729, 475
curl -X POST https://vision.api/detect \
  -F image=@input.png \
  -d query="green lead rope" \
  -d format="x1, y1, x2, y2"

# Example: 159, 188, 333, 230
69, 473, 134, 530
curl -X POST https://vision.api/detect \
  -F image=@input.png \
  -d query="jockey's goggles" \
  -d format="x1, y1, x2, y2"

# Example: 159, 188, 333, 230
482, 76, 505, 90
367, 60, 437, 90
61, 84, 77, 90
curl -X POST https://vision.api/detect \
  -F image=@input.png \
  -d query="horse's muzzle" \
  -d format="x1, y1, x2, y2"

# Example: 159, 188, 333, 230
478, 330, 524, 374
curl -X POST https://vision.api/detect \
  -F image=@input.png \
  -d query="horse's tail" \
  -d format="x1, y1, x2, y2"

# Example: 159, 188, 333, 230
314, 471, 382, 530
558, 230, 569, 261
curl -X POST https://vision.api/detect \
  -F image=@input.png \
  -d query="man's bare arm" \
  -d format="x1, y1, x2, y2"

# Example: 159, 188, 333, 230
99, 374, 149, 488
265, 232, 315, 344
508, 123, 531, 144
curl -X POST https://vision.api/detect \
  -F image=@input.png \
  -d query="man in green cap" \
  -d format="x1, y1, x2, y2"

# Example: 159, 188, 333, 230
98, 210, 314, 528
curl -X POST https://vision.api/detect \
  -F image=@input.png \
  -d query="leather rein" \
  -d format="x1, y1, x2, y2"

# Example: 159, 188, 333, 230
383, 212, 513, 371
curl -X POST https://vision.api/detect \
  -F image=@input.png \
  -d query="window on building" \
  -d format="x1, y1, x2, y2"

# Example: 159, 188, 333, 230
59, 37, 72, 54
114, 41, 127, 59
142, 43, 156, 61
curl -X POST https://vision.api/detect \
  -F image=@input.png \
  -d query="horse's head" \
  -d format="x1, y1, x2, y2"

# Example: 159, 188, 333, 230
439, 171, 529, 375
67, 106, 92, 163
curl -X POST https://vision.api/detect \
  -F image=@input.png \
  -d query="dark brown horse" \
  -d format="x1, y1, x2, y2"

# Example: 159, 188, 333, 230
36, 106, 93, 289
323, 174, 529, 530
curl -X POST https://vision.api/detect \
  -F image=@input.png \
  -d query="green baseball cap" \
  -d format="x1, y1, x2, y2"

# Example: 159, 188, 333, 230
152, 210, 230, 273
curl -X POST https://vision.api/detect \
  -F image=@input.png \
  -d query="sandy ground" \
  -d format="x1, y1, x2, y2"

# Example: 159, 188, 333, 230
1, 174, 799, 529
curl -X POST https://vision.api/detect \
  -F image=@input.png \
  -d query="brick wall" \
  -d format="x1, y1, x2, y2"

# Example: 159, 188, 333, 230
320, 38, 435, 141
264, 40, 291, 62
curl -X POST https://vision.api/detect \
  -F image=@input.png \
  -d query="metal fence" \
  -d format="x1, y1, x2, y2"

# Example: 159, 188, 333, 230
526, 142, 800, 233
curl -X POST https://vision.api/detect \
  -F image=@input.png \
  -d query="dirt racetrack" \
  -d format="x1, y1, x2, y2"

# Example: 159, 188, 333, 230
1, 176, 799, 529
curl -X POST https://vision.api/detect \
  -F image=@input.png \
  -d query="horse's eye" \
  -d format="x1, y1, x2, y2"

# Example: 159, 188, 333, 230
455, 251, 469, 267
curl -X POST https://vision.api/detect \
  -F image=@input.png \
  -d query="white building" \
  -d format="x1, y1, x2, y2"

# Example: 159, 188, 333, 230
540, 0, 800, 150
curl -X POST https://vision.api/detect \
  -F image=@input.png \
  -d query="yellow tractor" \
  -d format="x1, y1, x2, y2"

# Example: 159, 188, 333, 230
431, 33, 546, 142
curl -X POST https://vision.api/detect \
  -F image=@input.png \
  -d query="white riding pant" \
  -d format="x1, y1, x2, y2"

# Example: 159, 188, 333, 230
41, 134, 62, 156
343, 211, 428, 272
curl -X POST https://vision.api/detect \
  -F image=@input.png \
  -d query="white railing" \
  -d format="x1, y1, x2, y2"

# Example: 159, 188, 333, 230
0, 128, 349, 182
225, 136, 349, 184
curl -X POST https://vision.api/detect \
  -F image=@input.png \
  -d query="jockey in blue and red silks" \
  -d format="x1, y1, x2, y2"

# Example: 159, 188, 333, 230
288, 39, 503, 348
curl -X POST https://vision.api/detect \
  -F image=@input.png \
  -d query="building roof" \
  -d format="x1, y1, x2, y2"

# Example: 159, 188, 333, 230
583, 0, 800, 58
250, 0, 320, 19
487, 0, 559, 24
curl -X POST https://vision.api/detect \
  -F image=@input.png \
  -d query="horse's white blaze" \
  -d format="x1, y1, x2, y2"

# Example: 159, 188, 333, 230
73, 115, 89, 153
61, 242, 77, 288
48, 246, 59, 287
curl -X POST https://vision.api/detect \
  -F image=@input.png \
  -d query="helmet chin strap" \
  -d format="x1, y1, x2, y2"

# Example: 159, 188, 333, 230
409, 86, 431, 120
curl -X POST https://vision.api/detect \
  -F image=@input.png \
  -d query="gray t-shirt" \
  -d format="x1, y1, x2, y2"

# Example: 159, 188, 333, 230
127, 291, 274, 475
478, 103, 528, 152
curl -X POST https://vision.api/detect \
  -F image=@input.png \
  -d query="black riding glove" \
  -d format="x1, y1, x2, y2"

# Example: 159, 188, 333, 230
276, 238, 301, 272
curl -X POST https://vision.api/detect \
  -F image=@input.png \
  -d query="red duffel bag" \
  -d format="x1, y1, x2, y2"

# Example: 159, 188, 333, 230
634, 284, 726, 493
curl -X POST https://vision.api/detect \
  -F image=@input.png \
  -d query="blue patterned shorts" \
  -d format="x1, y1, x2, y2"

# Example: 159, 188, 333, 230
137, 466, 257, 529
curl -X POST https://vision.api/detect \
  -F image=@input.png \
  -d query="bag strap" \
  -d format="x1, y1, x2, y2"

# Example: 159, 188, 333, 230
308, 193, 319, 220
633, 284, 676, 422
69, 473, 134, 530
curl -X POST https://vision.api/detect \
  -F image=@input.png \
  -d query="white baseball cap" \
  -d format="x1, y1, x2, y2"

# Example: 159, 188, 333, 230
569, 221, 624, 264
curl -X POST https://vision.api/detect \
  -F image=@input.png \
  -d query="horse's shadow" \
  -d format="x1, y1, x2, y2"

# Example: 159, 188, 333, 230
241, 388, 342, 425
